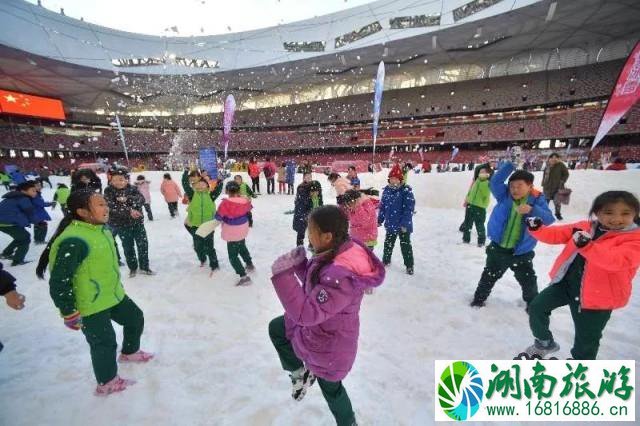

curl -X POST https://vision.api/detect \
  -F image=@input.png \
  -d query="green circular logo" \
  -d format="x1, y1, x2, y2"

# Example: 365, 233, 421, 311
438, 361, 484, 421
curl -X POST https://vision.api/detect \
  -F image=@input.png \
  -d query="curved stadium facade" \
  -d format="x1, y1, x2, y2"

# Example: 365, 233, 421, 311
0, 0, 639, 170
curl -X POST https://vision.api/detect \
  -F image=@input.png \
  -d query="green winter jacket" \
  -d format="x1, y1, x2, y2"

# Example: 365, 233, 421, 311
54, 187, 71, 205
466, 178, 491, 209
49, 220, 124, 317
500, 198, 527, 249
182, 170, 224, 226
187, 189, 222, 226
311, 194, 321, 208
239, 182, 255, 198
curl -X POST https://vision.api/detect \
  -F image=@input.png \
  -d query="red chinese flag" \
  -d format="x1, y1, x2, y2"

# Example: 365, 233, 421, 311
592, 41, 640, 150
0, 89, 65, 120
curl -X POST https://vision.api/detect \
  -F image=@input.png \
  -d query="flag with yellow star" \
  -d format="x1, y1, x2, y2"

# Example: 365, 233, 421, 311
0, 89, 65, 120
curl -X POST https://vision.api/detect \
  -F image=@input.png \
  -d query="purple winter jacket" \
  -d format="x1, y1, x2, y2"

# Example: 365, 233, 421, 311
271, 239, 385, 381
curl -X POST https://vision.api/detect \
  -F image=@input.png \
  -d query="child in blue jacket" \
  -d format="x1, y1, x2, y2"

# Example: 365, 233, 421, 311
470, 159, 555, 309
378, 167, 416, 275
32, 180, 53, 244
0, 181, 37, 266
285, 160, 296, 195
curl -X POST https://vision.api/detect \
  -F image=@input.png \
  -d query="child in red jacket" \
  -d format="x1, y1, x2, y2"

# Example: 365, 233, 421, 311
524, 191, 640, 359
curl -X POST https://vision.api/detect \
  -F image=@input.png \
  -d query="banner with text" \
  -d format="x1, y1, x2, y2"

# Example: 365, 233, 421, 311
592, 41, 640, 150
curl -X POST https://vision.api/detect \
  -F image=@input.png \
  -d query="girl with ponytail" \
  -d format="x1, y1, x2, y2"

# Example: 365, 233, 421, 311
524, 190, 640, 360
268, 205, 386, 425
37, 190, 153, 396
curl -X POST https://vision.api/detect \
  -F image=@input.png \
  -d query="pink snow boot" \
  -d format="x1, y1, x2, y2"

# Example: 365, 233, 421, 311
118, 350, 155, 363
95, 376, 135, 396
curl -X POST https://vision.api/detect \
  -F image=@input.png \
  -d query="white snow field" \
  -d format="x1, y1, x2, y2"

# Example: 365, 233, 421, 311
1, 169, 638, 426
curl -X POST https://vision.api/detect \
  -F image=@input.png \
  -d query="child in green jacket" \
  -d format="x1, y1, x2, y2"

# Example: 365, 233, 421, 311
53, 183, 71, 216
182, 169, 224, 272
460, 165, 492, 247
36, 190, 153, 396
234, 174, 256, 227
0, 172, 11, 190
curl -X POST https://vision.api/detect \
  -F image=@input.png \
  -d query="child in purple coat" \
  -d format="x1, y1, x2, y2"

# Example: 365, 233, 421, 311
269, 205, 385, 426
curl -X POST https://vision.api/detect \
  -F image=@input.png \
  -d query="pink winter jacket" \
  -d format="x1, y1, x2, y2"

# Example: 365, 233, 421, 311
134, 181, 151, 203
332, 176, 352, 196
347, 196, 380, 245
160, 179, 182, 203
215, 196, 252, 242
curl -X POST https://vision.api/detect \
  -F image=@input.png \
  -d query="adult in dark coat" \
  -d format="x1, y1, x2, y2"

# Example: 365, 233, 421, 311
71, 169, 103, 194
292, 175, 313, 247
298, 160, 312, 175
541, 153, 569, 220
39, 167, 52, 188
104, 170, 151, 275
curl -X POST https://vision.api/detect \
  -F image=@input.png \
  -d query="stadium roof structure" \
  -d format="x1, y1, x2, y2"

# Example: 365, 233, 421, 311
0, 0, 639, 119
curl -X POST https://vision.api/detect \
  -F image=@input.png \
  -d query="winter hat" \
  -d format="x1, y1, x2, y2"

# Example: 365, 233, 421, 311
136, 175, 145, 181
388, 167, 404, 181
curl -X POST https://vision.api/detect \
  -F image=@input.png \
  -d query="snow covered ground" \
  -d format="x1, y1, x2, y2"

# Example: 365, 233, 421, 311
0, 169, 638, 426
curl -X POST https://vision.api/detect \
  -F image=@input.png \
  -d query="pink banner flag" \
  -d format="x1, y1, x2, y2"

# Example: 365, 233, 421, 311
222, 95, 236, 159
592, 41, 640, 150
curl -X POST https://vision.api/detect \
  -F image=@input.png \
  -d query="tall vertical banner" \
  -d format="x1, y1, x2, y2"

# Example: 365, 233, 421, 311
222, 95, 236, 160
115, 115, 129, 166
372, 61, 385, 162
592, 41, 640, 150
199, 148, 218, 179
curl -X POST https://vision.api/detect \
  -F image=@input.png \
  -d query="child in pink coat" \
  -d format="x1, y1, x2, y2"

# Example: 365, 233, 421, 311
134, 175, 153, 221
160, 173, 182, 218
342, 189, 379, 248
215, 181, 255, 286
